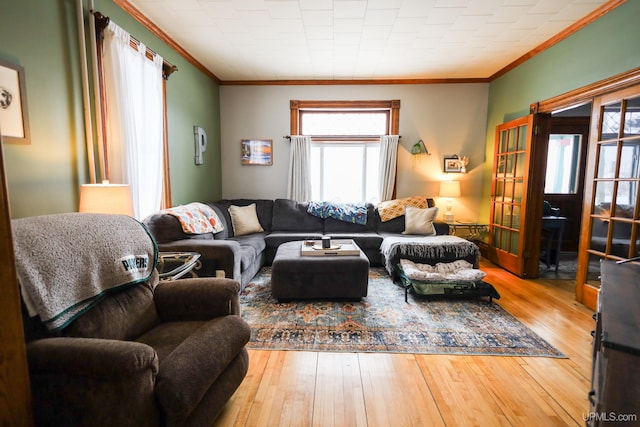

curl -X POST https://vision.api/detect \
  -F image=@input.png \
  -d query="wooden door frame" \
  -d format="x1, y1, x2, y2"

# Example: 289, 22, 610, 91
531, 67, 640, 309
525, 113, 553, 277
0, 143, 33, 425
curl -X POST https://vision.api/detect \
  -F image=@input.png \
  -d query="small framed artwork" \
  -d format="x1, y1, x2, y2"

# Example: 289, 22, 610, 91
241, 139, 273, 165
0, 59, 30, 144
443, 155, 462, 173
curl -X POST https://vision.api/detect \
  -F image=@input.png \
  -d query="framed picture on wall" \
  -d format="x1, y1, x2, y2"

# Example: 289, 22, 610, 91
443, 155, 462, 173
0, 59, 30, 144
241, 139, 273, 165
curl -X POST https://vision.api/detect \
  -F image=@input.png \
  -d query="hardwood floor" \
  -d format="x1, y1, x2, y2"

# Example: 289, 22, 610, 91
213, 260, 595, 427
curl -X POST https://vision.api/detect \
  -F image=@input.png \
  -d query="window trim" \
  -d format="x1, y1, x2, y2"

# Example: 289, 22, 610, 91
290, 100, 400, 135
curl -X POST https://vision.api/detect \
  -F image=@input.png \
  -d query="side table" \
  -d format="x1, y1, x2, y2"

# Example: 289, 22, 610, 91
448, 221, 488, 239
157, 252, 201, 281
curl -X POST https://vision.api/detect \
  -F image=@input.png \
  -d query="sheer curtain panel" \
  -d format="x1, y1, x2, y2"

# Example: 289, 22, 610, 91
102, 21, 164, 219
287, 135, 312, 201
378, 135, 399, 201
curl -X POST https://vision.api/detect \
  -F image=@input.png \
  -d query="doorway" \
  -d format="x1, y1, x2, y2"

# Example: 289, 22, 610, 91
538, 111, 591, 279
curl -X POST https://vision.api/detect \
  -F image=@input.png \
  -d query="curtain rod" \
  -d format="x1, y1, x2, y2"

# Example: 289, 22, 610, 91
93, 11, 177, 79
283, 135, 401, 140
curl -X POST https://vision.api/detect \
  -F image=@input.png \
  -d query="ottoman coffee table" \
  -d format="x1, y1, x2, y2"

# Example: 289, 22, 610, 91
271, 239, 370, 302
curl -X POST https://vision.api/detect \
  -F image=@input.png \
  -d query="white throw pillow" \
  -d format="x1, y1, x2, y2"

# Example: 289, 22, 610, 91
228, 203, 264, 236
403, 206, 439, 235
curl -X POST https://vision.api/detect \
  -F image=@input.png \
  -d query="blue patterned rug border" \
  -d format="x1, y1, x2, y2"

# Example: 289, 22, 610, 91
240, 268, 566, 358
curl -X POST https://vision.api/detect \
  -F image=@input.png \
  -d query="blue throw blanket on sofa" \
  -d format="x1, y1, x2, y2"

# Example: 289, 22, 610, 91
307, 201, 368, 225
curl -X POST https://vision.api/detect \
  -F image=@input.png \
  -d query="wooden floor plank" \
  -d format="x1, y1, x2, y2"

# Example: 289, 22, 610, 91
482, 262, 594, 376
358, 352, 441, 427
212, 260, 595, 427
214, 349, 271, 427
313, 352, 367, 427
417, 355, 511, 427
519, 357, 592, 425
468, 356, 580, 426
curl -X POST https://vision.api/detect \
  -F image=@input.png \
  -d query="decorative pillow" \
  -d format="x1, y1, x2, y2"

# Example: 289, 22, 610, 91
377, 196, 428, 222
228, 204, 264, 236
403, 206, 439, 235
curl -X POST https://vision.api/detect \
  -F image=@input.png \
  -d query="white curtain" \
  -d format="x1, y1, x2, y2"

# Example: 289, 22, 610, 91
287, 135, 312, 201
102, 21, 164, 219
378, 135, 399, 201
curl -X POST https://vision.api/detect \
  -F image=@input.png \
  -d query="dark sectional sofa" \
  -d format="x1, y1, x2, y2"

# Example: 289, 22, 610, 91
143, 198, 455, 290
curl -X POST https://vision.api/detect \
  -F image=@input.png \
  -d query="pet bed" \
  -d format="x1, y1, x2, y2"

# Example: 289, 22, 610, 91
397, 259, 500, 302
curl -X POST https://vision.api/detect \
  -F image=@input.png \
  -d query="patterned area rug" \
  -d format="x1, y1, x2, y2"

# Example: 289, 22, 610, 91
240, 267, 565, 357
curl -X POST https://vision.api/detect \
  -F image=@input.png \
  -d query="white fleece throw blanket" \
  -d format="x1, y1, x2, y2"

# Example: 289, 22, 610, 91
400, 259, 486, 283
380, 235, 480, 275
13, 213, 158, 331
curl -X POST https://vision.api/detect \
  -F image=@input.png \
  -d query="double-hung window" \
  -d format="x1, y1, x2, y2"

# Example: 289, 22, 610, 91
291, 100, 400, 203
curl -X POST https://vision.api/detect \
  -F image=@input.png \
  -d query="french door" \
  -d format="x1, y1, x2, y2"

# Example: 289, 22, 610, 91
488, 114, 550, 277
577, 86, 640, 309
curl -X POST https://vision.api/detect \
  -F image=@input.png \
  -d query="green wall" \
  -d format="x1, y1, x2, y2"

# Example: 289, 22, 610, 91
0, 0, 221, 218
482, 0, 640, 221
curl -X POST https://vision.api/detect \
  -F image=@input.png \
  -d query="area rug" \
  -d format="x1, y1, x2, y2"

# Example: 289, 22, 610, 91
240, 267, 565, 357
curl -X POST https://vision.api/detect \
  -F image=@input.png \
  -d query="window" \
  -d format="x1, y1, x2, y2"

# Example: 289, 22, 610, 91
291, 100, 400, 203
544, 134, 582, 194
310, 141, 381, 202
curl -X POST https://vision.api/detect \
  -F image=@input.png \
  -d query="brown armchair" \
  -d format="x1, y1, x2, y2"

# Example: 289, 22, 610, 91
14, 213, 251, 427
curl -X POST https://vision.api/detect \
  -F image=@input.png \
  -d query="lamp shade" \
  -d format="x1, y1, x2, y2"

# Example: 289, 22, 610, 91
79, 182, 134, 216
439, 180, 461, 198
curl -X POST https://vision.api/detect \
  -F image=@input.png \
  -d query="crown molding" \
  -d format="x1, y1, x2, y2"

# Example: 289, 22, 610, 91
490, 0, 626, 81
116, 0, 624, 86
113, 0, 221, 83
219, 77, 490, 86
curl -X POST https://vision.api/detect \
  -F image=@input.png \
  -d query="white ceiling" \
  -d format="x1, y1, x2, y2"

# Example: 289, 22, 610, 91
126, 0, 609, 82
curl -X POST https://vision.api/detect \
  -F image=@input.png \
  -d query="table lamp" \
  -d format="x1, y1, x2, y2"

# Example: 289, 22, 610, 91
79, 181, 134, 216
439, 180, 460, 223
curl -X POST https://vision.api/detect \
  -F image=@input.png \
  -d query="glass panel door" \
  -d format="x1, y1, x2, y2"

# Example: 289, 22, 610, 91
489, 115, 541, 277
578, 90, 640, 309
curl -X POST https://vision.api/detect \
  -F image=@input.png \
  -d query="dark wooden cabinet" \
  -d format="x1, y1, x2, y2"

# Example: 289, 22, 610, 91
587, 260, 640, 427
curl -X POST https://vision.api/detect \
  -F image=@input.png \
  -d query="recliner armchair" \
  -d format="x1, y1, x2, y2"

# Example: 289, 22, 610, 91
14, 213, 251, 427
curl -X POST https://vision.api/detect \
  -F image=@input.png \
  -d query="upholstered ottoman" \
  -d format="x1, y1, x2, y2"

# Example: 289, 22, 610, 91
271, 240, 370, 301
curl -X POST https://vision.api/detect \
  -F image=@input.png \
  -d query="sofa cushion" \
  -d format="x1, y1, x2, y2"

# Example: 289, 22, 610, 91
64, 282, 160, 342
265, 232, 323, 249
271, 199, 324, 232
323, 232, 383, 251
230, 234, 267, 271
150, 316, 251, 425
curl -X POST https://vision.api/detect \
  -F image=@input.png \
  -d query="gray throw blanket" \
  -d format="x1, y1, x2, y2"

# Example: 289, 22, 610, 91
380, 235, 480, 275
13, 213, 158, 331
